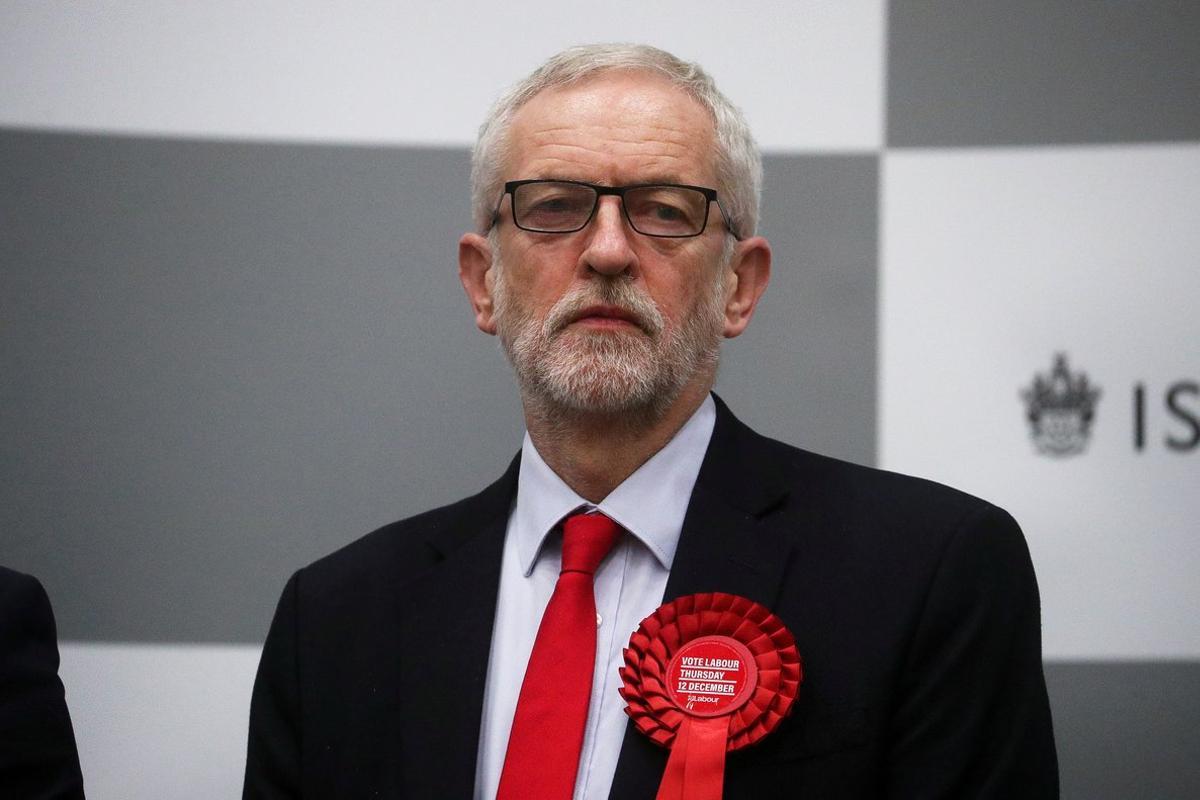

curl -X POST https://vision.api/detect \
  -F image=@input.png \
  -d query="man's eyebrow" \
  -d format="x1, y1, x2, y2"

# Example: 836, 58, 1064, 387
530, 174, 593, 184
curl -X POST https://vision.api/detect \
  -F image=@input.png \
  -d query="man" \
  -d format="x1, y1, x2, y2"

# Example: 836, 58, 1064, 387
0, 565, 86, 799
244, 44, 1057, 798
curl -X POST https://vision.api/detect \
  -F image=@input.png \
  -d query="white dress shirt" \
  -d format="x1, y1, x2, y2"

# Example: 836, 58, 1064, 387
474, 395, 716, 800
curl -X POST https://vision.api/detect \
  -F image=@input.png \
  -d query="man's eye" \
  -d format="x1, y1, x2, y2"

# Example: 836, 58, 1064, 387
631, 200, 694, 227
526, 193, 590, 215
650, 203, 686, 221
533, 197, 574, 212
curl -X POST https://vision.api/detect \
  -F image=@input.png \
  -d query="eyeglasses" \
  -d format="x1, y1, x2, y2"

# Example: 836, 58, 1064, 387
492, 179, 740, 240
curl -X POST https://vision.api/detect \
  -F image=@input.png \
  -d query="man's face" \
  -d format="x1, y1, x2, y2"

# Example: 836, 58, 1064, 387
485, 71, 734, 417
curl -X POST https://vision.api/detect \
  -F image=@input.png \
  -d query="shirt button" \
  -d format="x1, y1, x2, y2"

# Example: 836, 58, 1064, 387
596, 612, 603, 627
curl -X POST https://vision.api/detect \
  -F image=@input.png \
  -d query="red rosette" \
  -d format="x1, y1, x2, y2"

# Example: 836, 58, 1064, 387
619, 592, 803, 799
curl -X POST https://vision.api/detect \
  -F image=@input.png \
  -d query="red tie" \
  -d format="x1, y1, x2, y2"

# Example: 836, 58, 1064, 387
496, 512, 621, 800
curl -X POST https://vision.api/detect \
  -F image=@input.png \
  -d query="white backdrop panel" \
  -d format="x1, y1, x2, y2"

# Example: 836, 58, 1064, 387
0, 0, 884, 151
879, 144, 1200, 659
59, 642, 260, 800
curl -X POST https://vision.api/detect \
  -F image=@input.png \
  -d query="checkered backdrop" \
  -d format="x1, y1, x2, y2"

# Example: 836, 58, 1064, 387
2, 2, 1197, 797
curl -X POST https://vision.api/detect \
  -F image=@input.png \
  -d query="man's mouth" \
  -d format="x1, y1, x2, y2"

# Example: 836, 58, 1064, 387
568, 304, 643, 331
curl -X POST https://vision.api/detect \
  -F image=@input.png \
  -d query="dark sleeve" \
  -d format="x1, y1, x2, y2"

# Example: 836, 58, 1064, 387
243, 572, 303, 799
0, 567, 86, 800
885, 505, 1059, 798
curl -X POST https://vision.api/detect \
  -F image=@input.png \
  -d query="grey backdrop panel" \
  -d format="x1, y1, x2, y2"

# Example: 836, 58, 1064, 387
1046, 662, 1200, 800
0, 130, 877, 643
1, 131, 523, 642
888, 0, 1200, 147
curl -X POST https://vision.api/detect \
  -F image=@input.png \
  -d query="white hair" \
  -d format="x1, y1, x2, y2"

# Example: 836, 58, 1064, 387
470, 43, 762, 239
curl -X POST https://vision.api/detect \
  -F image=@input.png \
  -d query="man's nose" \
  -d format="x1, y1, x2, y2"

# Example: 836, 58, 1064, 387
580, 196, 638, 276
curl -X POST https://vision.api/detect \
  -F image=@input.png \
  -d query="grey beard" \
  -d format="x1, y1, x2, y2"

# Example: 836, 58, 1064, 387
491, 255, 726, 421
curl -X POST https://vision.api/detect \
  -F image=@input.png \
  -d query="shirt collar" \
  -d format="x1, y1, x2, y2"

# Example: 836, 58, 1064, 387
513, 394, 717, 577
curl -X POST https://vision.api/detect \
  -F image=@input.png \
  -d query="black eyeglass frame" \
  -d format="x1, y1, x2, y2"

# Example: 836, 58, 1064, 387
491, 179, 742, 240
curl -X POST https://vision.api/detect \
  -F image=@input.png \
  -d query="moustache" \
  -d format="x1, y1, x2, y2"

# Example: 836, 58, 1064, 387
543, 280, 664, 337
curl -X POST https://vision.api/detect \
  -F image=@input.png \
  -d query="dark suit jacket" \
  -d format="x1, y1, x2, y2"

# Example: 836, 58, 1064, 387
244, 396, 1058, 798
0, 566, 86, 800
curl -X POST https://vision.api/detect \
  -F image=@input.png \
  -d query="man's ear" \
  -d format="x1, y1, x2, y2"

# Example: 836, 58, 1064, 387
723, 236, 771, 338
459, 232, 498, 335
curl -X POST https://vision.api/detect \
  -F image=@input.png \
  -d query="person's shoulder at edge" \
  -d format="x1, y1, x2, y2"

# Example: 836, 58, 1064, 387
0, 564, 71, 670
0, 564, 87, 800
0, 563, 48, 613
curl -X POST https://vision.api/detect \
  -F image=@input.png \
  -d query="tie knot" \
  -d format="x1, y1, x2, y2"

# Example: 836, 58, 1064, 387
560, 512, 620, 575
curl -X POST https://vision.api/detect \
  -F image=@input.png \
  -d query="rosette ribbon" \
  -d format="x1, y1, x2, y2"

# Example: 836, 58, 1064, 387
619, 592, 803, 800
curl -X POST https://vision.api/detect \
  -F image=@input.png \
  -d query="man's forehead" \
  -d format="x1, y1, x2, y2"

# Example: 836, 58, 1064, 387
505, 70, 718, 182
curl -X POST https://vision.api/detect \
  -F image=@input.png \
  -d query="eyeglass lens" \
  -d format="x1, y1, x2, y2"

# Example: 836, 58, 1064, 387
512, 182, 709, 237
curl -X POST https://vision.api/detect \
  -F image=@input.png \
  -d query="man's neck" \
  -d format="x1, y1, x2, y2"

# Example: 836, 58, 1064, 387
522, 382, 712, 504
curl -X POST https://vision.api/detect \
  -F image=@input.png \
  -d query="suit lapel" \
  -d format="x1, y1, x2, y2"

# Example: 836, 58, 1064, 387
396, 457, 518, 799
610, 395, 797, 797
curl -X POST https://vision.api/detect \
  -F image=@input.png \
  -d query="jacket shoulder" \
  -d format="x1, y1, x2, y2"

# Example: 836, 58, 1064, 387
0, 566, 56, 634
719, 396, 1002, 519
797, 445, 1002, 521
737, 419, 1022, 557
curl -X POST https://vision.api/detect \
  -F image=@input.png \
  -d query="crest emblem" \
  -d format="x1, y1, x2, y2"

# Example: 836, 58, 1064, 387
1021, 353, 1101, 457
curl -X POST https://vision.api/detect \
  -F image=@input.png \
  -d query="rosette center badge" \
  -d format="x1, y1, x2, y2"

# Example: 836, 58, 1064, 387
665, 635, 757, 717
